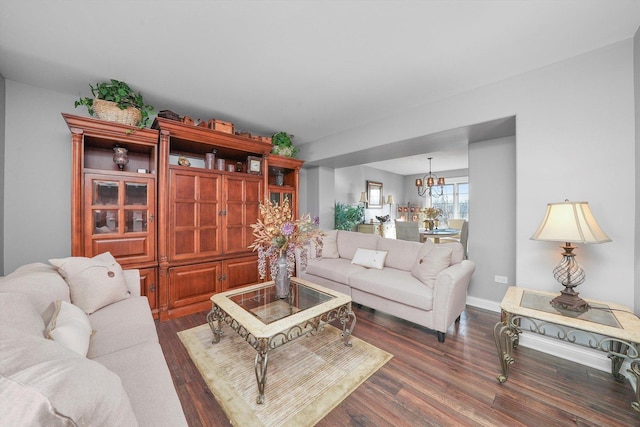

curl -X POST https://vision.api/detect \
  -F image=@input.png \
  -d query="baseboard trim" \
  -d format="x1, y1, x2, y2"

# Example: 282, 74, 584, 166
465, 295, 610, 373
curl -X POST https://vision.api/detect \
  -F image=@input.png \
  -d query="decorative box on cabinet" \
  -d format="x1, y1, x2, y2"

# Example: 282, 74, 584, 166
153, 118, 273, 320
63, 113, 160, 318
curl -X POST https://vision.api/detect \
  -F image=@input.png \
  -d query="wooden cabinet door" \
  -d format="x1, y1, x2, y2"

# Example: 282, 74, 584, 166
139, 267, 158, 312
223, 175, 262, 254
169, 169, 222, 261
168, 261, 221, 311
221, 255, 260, 292
83, 173, 156, 265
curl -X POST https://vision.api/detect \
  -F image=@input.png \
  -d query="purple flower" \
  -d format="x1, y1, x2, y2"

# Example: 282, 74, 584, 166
281, 222, 295, 236
312, 216, 320, 226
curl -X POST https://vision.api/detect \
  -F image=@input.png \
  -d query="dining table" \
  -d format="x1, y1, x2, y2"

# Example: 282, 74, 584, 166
419, 228, 460, 243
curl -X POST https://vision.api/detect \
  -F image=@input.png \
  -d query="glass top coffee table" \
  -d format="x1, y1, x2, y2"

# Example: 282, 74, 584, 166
206, 277, 356, 404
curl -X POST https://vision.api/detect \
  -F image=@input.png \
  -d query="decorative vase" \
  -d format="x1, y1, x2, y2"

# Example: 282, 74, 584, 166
274, 253, 290, 299
113, 146, 129, 170
427, 220, 435, 230
275, 171, 284, 186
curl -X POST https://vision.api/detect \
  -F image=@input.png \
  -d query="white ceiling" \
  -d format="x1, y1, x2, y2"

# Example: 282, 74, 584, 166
1, 1, 638, 175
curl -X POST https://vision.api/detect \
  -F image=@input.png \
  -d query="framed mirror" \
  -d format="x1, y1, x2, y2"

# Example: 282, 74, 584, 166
367, 181, 383, 208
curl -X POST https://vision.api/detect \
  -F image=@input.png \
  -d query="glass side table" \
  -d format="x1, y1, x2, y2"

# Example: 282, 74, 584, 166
494, 286, 640, 413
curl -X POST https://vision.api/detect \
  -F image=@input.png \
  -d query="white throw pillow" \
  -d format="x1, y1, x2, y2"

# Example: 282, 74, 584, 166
46, 301, 93, 356
351, 248, 388, 270
49, 252, 130, 314
321, 230, 339, 259
411, 244, 453, 288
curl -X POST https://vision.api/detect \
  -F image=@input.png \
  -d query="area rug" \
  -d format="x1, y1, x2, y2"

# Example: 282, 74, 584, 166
178, 323, 392, 426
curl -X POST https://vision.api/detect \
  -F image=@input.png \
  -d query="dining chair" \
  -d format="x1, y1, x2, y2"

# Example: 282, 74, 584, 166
441, 220, 469, 259
446, 218, 465, 240
394, 220, 420, 241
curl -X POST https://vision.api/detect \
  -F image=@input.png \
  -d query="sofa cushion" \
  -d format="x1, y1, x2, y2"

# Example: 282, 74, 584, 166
0, 336, 138, 427
349, 268, 434, 311
46, 301, 93, 357
411, 244, 453, 288
0, 292, 46, 339
305, 257, 367, 285
0, 263, 71, 325
351, 248, 388, 269
320, 229, 339, 259
376, 238, 422, 271
93, 341, 188, 427
337, 231, 379, 259
439, 242, 464, 265
49, 252, 130, 314
87, 296, 159, 359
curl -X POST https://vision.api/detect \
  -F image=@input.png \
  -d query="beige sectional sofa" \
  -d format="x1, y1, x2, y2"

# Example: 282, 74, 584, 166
0, 255, 187, 427
298, 230, 476, 342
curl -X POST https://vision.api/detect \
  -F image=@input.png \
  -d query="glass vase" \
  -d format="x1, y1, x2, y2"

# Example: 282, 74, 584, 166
113, 146, 129, 171
274, 253, 290, 299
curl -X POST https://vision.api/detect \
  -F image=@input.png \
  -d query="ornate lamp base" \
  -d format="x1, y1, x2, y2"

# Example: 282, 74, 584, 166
550, 243, 589, 312
551, 288, 589, 312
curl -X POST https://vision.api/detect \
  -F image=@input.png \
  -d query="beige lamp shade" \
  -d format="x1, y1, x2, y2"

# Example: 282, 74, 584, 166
530, 201, 611, 244
387, 195, 394, 205
359, 192, 368, 204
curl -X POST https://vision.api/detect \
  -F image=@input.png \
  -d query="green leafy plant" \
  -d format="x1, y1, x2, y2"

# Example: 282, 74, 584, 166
334, 202, 365, 231
271, 131, 298, 157
75, 79, 154, 128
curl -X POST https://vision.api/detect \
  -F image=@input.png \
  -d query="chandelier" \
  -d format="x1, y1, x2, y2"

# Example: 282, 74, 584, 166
416, 157, 445, 198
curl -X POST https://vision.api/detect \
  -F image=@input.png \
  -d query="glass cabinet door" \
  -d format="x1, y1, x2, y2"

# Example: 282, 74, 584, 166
93, 180, 120, 233
125, 182, 149, 233
84, 173, 155, 263
269, 191, 293, 207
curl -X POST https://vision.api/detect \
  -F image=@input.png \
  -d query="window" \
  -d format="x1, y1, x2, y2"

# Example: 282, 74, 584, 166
431, 181, 468, 224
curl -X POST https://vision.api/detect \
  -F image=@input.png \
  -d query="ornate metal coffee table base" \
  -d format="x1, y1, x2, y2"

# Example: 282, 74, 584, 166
207, 292, 356, 404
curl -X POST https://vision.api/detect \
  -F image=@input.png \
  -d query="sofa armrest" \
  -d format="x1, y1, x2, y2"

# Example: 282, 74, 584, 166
432, 260, 476, 333
123, 269, 141, 297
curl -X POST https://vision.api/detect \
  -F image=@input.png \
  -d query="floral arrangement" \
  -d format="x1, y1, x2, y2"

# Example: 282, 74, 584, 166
420, 207, 442, 221
248, 197, 323, 280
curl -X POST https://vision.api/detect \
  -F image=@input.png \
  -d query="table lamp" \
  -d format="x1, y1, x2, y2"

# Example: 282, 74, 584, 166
530, 200, 611, 312
359, 192, 368, 206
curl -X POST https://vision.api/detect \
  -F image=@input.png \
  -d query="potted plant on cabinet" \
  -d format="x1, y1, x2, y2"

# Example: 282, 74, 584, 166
75, 79, 154, 128
271, 131, 298, 157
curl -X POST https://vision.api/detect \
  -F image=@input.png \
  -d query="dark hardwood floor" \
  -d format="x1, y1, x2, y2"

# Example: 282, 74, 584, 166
157, 305, 640, 426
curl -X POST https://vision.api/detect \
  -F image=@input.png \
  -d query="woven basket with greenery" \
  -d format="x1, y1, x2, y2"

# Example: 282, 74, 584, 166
75, 79, 154, 128
92, 99, 142, 127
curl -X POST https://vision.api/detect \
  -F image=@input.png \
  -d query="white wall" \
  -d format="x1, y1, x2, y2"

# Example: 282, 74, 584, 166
0, 74, 5, 274
634, 26, 640, 317
300, 40, 637, 308
468, 136, 516, 302
3, 81, 76, 273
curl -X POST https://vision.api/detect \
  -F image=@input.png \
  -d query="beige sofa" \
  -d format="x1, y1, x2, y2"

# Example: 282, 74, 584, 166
0, 255, 187, 427
298, 230, 475, 342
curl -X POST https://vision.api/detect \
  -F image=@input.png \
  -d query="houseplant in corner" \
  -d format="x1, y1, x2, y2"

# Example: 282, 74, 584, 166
271, 132, 298, 157
75, 79, 154, 128
334, 202, 365, 231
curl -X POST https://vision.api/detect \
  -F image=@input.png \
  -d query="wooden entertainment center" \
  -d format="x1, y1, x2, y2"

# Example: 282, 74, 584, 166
63, 114, 303, 320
